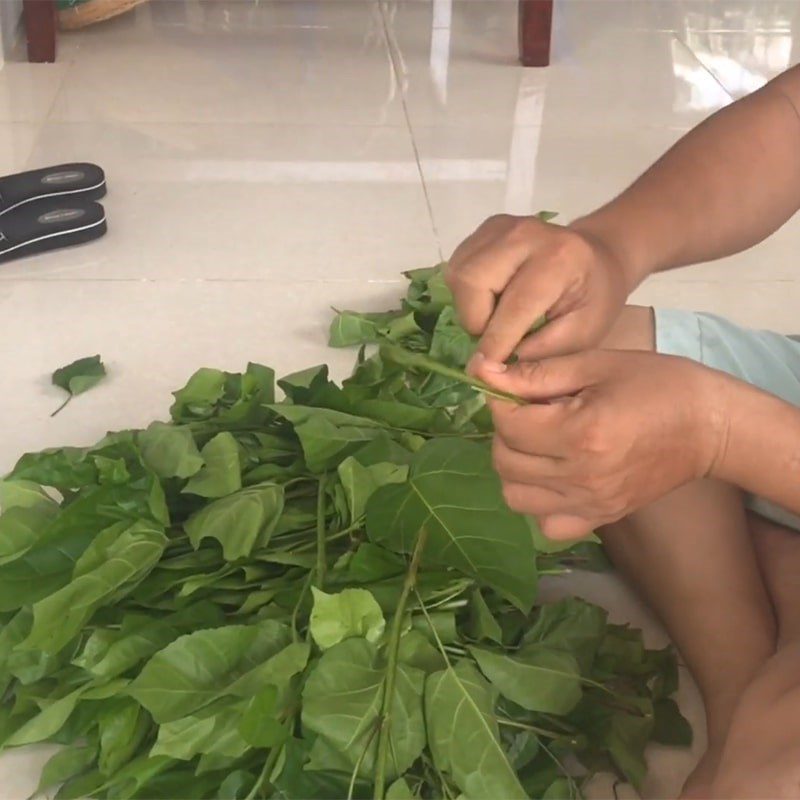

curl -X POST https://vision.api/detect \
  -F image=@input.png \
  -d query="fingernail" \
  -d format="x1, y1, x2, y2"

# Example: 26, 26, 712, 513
480, 357, 507, 374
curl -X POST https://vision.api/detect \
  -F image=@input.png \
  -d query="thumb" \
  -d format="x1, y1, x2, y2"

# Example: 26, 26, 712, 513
472, 352, 597, 402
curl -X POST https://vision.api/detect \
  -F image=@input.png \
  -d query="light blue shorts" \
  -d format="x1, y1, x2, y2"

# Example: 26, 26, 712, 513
654, 308, 800, 531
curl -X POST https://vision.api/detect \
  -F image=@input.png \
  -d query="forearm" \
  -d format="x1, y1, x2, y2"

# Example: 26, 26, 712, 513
572, 66, 800, 287
712, 377, 800, 516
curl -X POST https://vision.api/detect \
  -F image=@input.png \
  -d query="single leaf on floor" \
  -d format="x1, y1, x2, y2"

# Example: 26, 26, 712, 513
51, 355, 106, 416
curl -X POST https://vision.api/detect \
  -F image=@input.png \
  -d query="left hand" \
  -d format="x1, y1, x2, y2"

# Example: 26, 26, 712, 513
473, 349, 729, 540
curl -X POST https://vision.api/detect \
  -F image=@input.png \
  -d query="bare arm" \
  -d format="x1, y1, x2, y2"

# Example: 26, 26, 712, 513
574, 66, 800, 286
713, 377, 800, 517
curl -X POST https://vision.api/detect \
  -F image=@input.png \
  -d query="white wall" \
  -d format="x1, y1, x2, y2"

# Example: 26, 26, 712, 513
0, 0, 24, 61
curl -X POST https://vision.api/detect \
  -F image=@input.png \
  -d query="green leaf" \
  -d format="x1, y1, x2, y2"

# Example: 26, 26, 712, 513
379, 344, 522, 404
35, 745, 97, 797
184, 483, 284, 561
138, 422, 204, 479
428, 306, 477, 367
470, 644, 582, 714
271, 738, 352, 799
347, 543, 406, 583
151, 705, 252, 761
74, 616, 184, 680
9, 447, 97, 491
397, 630, 447, 674
0, 501, 59, 567
0, 479, 55, 511
93, 455, 131, 485
3, 685, 88, 748
367, 439, 538, 612
170, 367, 226, 422
21, 521, 167, 654
652, 698, 693, 746
425, 660, 526, 799
302, 638, 425, 780
606, 712, 652, 789
183, 432, 242, 498
226, 641, 310, 700
98, 699, 149, 775
386, 776, 416, 799
270, 404, 384, 473
309, 587, 386, 650
542, 777, 576, 798
337, 458, 408, 523
237, 686, 287, 747
523, 597, 608, 673
51, 355, 106, 414
467, 589, 503, 644
127, 620, 291, 722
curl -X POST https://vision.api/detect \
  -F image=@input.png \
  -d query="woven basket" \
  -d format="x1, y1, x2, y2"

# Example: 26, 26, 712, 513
58, 0, 150, 30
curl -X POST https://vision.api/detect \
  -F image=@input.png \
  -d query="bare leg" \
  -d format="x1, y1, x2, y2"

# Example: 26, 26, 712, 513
711, 516, 800, 798
600, 307, 777, 796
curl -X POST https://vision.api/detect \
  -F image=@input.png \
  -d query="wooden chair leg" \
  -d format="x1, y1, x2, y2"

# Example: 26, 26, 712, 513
518, 0, 553, 67
23, 0, 57, 63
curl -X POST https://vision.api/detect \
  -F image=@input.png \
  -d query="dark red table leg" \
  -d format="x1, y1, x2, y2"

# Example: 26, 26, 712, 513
23, 0, 57, 63
519, 0, 553, 67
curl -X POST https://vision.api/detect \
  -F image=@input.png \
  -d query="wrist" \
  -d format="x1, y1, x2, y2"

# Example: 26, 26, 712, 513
703, 372, 800, 495
570, 211, 655, 292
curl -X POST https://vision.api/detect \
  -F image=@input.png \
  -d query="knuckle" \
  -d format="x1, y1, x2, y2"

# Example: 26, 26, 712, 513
505, 216, 537, 246
501, 482, 524, 512
491, 438, 506, 472
577, 411, 607, 458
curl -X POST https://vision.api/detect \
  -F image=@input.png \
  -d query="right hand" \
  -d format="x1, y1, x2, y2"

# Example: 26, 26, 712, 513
445, 214, 637, 365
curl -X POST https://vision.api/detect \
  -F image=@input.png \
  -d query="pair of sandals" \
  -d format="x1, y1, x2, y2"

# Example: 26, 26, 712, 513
0, 163, 107, 264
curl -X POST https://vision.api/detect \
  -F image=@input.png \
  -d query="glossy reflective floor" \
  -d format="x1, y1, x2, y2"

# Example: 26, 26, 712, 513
2, 1, 799, 796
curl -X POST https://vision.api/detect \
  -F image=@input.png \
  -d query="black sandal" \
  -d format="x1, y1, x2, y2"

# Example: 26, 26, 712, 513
0, 163, 106, 217
0, 199, 107, 264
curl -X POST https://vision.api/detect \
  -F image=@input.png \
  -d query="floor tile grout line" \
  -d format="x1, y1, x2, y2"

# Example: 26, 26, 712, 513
670, 32, 735, 103
377, 0, 444, 263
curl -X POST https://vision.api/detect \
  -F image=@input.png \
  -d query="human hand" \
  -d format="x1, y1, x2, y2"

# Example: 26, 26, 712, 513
445, 214, 636, 365
472, 350, 729, 539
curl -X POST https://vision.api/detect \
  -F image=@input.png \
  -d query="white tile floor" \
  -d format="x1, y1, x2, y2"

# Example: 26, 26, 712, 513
1, 0, 799, 797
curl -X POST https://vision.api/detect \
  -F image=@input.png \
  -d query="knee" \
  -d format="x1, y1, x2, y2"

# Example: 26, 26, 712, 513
600, 305, 656, 352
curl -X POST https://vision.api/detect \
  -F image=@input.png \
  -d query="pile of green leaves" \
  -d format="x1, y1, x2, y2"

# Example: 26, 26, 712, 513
0, 264, 690, 800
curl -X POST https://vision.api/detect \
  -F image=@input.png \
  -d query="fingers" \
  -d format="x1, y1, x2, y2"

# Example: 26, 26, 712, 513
476, 264, 560, 363
489, 399, 572, 456
539, 514, 596, 541
501, 482, 571, 516
492, 437, 564, 485
515, 312, 598, 360
446, 215, 542, 338
448, 280, 496, 337
477, 354, 600, 403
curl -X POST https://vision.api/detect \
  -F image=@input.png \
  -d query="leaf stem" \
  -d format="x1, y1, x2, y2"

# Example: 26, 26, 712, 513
497, 716, 579, 744
349, 722, 379, 800
315, 473, 328, 589
291, 570, 315, 643
373, 526, 429, 800
50, 394, 72, 417
244, 741, 283, 800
